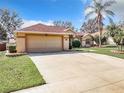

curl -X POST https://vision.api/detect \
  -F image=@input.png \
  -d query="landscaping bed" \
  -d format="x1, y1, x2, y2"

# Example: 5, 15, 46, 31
111, 50, 124, 54
5, 52, 27, 57
0, 52, 45, 93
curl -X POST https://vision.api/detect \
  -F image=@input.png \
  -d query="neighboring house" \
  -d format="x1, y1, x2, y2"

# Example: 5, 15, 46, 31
91, 30, 116, 45
15, 24, 74, 53
82, 33, 94, 47
107, 37, 116, 45
0, 40, 7, 51
74, 32, 84, 41
81, 30, 116, 47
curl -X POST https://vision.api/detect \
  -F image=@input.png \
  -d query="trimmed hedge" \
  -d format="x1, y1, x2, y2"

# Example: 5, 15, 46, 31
72, 40, 81, 48
8, 45, 16, 53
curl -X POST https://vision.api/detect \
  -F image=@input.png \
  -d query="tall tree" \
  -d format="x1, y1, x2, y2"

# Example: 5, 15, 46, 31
53, 20, 74, 30
85, 0, 116, 47
0, 25, 6, 40
80, 18, 98, 33
0, 9, 23, 40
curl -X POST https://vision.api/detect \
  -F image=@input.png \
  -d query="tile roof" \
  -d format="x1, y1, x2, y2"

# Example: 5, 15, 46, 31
18, 23, 66, 33
75, 32, 84, 36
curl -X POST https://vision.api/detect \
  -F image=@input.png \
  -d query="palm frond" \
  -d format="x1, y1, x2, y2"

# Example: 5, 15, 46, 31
93, 0, 97, 6
85, 11, 95, 19
105, 10, 115, 16
107, 16, 114, 25
85, 5, 96, 19
103, 0, 116, 8
85, 5, 95, 11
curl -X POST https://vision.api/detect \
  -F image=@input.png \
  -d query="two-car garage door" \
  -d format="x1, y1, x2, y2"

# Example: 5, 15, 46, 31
27, 35, 63, 52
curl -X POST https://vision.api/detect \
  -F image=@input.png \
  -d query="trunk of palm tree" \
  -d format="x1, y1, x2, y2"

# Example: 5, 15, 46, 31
98, 27, 102, 47
121, 45, 123, 51
117, 44, 119, 51
98, 13, 102, 47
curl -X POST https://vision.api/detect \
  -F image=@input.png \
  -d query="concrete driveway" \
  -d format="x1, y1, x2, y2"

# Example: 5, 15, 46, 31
13, 52, 124, 93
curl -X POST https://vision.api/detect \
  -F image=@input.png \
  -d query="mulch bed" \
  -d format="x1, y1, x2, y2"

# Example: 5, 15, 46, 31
5, 52, 27, 57
111, 50, 124, 54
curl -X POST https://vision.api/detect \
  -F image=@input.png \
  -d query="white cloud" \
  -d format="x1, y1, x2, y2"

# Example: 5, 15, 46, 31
21, 19, 53, 28
85, 5, 97, 19
110, 0, 124, 18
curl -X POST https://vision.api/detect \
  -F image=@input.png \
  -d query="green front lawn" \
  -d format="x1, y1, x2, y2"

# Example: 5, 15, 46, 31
73, 47, 124, 59
0, 52, 45, 93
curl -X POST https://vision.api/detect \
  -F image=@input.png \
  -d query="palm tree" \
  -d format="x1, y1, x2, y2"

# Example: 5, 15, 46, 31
85, 0, 116, 47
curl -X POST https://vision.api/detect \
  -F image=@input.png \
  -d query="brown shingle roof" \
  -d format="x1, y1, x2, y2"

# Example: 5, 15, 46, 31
19, 23, 66, 33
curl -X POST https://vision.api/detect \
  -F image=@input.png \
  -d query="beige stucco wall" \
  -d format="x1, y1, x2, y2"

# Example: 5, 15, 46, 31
107, 37, 116, 45
16, 37, 26, 53
16, 33, 26, 37
63, 35, 69, 50
16, 32, 70, 52
82, 40, 86, 47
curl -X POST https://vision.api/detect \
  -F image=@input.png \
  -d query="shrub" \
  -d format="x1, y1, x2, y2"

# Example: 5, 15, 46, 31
8, 45, 16, 53
94, 35, 107, 45
101, 36, 107, 45
72, 40, 81, 48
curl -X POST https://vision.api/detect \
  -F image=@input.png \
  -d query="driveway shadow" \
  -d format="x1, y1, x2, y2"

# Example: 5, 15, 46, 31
28, 50, 86, 57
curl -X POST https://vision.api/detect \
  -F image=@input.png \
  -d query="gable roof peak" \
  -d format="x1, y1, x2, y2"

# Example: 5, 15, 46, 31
18, 23, 67, 33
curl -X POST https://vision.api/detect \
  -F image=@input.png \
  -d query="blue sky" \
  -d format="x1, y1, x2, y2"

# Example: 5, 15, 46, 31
0, 0, 92, 29
0, 0, 123, 29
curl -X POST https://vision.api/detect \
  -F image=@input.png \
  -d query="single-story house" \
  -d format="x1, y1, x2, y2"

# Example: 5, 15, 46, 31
81, 30, 116, 47
15, 24, 74, 53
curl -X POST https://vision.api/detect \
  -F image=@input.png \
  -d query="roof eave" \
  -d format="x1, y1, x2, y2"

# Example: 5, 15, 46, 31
15, 31, 74, 35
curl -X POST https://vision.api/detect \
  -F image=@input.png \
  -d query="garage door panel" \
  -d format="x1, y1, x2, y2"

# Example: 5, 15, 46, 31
27, 35, 46, 52
46, 36, 62, 51
27, 35, 62, 52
